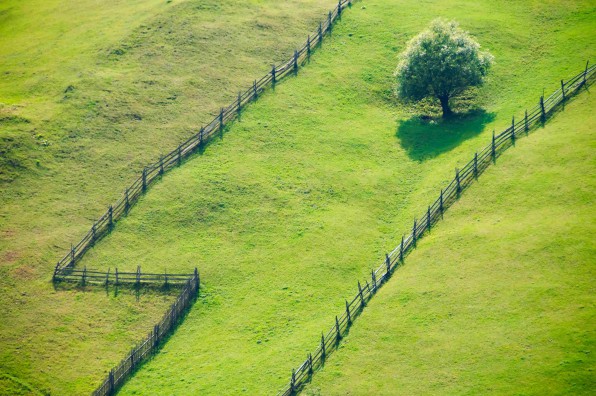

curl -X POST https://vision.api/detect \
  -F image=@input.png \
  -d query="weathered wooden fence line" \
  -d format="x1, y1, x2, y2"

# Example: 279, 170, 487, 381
276, 63, 594, 396
52, 0, 353, 281
92, 270, 199, 396
53, 265, 195, 287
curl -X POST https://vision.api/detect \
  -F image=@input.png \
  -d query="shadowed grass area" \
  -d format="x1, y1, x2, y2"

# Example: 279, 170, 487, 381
397, 109, 496, 161
305, 90, 595, 396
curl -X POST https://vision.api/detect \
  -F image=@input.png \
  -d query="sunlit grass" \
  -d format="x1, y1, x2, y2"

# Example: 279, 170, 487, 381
306, 91, 596, 396
1, 0, 593, 394
0, 0, 338, 393
69, 1, 595, 394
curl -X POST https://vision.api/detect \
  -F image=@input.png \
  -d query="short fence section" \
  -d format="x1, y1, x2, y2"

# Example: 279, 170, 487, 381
92, 270, 199, 396
52, 0, 354, 282
277, 63, 595, 396
54, 265, 194, 287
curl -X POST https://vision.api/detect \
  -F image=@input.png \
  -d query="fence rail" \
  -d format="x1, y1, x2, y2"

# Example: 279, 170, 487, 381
276, 62, 594, 396
91, 270, 199, 396
51, 0, 354, 281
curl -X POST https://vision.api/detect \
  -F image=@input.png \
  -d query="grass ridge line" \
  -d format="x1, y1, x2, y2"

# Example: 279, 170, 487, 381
275, 63, 594, 396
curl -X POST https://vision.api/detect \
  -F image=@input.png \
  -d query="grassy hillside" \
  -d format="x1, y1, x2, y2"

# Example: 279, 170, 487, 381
305, 91, 596, 396
58, 1, 594, 395
0, 0, 337, 182
0, 0, 338, 394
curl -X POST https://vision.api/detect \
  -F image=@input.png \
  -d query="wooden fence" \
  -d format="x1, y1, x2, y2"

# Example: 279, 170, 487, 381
53, 265, 195, 287
92, 270, 200, 396
276, 63, 595, 396
51, 0, 354, 282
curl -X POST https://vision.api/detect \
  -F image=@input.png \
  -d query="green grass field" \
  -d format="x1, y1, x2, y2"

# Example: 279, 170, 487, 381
68, 1, 593, 394
1, 0, 594, 394
305, 91, 596, 395
0, 0, 338, 394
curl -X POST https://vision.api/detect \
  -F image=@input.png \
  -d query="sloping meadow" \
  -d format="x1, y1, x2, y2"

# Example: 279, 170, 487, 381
0, 0, 339, 394
306, 91, 596, 396
74, 0, 595, 394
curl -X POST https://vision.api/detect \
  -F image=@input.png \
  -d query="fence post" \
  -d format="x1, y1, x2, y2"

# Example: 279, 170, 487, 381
491, 131, 496, 161
540, 96, 545, 122
272, 65, 277, 84
338, 0, 342, 17
294, 50, 299, 74
583, 60, 589, 85
290, 369, 296, 393
253, 80, 258, 99
105, 268, 110, 286
136, 265, 141, 287
142, 168, 147, 192
412, 219, 417, 246
82, 266, 87, 286
170, 306, 175, 331
177, 145, 182, 166
70, 244, 75, 267
511, 117, 515, 143
327, 12, 332, 32
371, 269, 377, 292
426, 206, 431, 231
237, 92, 242, 115
91, 223, 96, 243
400, 235, 404, 261
385, 253, 391, 275
219, 108, 224, 133
307, 35, 311, 57
109, 370, 115, 394
154, 324, 160, 348
455, 168, 461, 194
474, 153, 478, 178
125, 188, 130, 211
345, 300, 351, 325
308, 353, 313, 374
194, 267, 200, 293
358, 281, 365, 307
561, 80, 566, 100
440, 189, 444, 215
108, 205, 113, 228
318, 22, 323, 43
115, 268, 119, 285
321, 333, 326, 361
525, 110, 529, 132
164, 269, 168, 288
199, 127, 205, 146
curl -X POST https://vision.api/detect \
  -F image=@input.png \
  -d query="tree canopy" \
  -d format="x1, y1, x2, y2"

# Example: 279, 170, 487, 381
396, 19, 494, 117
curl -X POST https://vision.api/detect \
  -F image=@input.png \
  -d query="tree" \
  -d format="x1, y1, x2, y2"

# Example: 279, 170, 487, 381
395, 19, 494, 117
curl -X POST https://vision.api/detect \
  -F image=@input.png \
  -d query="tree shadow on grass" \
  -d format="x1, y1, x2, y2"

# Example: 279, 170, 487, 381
396, 109, 495, 161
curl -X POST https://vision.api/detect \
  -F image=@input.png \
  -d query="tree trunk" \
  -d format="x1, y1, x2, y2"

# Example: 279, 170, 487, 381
439, 95, 452, 118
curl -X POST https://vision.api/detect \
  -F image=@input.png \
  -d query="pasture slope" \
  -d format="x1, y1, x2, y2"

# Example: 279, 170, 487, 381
65, 0, 593, 395
305, 91, 596, 396
0, 0, 338, 394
